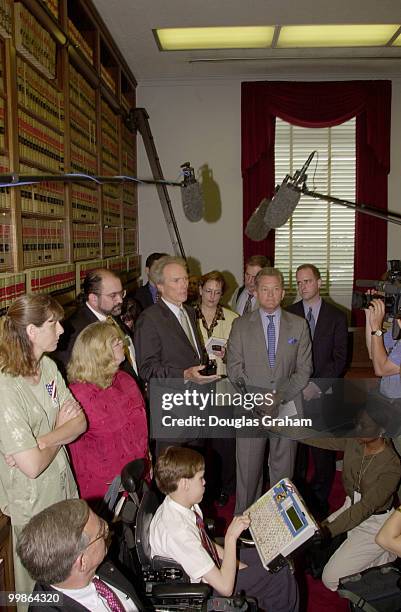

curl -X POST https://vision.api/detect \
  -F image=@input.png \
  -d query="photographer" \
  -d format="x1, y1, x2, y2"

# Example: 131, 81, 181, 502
365, 298, 401, 448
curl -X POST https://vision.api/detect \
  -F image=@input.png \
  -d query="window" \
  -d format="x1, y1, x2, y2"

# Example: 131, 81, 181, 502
274, 117, 356, 297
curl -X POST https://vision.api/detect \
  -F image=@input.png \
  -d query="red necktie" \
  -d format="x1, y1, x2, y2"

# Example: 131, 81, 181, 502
194, 510, 221, 568
92, 576, 125, 612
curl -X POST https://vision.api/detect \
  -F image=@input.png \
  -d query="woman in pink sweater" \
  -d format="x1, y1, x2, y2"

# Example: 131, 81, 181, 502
67, 321, 149, 504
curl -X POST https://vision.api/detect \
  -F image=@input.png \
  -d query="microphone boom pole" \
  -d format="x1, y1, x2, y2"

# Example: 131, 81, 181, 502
299, 185, 401, 227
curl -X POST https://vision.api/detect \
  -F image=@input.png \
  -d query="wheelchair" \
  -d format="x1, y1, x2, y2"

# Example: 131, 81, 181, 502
338, 562, 401, 612
111, 458, 257, 611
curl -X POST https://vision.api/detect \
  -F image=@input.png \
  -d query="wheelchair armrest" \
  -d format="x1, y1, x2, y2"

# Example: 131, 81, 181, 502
152, 555, 187, 573
152, 583, 212, 599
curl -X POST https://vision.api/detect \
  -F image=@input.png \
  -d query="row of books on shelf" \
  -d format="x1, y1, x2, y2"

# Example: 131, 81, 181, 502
22, 217, 65, 267
121, 144, 136, 175
0, 273, 25, 311
101, 100, 119, 140
100, 65, 116, 95
70, 141, 97, 175
0, 214, 137, 272
103, 225, 121, 257
0, 156, 10, 211
0, 254, 141, 311
72, 222, 100, 260
101, 128, 119, 157
123, 228, 137, 254
0, 96, 5, 152
40, 0, 59, 21
0, 0, 12, 39
0, 215, 11, 271
121, 94, 132, 115
18, 108, 64, 172
69, 64, 96, 119
19, 164, 65, 217
68, 18, 93, 66
14, 3, 56, 80
71, 183, 99, 222
28, 262, 75, 294
17, 57, 64, 130
71, 119, 97, 155
0, 46, 3, 93
102, 148, 120, 174
103, 183, 121, 225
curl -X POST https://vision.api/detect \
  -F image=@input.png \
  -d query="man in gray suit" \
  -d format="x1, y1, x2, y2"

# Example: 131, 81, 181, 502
227, 267, 312, 514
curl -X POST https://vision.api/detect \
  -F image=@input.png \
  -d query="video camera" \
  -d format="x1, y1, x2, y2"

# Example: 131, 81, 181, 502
352, 260, 401, 318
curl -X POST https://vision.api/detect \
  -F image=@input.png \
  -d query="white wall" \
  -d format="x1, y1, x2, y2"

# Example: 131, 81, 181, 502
137, 77, 401, 307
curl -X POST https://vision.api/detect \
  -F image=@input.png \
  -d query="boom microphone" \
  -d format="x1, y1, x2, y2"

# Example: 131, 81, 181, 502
180, 162, 204, 222
245, 197, 273, 241
264, 151, 317, 229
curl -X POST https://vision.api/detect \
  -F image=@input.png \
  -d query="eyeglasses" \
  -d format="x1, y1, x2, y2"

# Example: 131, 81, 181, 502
86, 519, 109, 548
97, 290, 126, 301
204, 289, 222, 296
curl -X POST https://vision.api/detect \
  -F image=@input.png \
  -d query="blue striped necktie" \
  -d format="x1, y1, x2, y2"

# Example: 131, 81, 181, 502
266, 314, 276, 368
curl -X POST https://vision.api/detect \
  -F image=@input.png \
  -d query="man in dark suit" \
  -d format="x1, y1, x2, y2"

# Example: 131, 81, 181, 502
133, 252, 167, 310
287, 263, 348, 517
230, 254, 270, 315
53, 268, 140, 386
134, 255, 218, 384
134, 256, 219, 455
227, 267, 312, 514
17, 499, 144, 611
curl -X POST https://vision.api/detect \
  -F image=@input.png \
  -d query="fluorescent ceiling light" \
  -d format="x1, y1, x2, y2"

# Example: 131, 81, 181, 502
155, 26, 275, 50
277, 25, 400, 48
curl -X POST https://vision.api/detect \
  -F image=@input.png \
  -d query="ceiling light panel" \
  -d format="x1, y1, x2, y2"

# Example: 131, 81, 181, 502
277, 25, 400, 48
155, 26, 275, 50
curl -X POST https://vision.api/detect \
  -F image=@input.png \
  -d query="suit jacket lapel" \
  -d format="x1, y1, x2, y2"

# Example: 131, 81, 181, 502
275, 310, 295, 368
98, 561, 145, 611
158, 301, 201, 356
249, 309, 271, 367
313, 299, 326, 338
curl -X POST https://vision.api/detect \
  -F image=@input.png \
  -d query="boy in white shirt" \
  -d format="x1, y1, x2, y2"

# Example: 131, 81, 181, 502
150, 446, 299, 611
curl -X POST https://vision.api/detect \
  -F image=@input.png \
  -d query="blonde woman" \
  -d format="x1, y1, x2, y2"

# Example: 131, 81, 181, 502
67, 321, 149, 504
0, 294, 85, 596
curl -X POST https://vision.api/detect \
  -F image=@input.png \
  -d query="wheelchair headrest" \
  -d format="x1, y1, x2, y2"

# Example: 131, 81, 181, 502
121, 458, 146, 494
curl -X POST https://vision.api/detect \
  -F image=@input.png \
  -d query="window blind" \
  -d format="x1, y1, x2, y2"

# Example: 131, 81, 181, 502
274, 117, 356, 295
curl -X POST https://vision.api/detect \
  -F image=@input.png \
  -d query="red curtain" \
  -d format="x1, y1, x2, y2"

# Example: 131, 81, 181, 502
242, 81, 391, 322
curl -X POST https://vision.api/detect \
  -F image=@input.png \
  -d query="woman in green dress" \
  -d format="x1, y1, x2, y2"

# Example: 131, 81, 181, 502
0, 294, 86, 597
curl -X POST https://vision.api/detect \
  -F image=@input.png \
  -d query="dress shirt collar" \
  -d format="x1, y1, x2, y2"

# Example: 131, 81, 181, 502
302, 298, 322, 323
166, 495, 200, 522
161, 297, 184, 318
86, 302, 107, 321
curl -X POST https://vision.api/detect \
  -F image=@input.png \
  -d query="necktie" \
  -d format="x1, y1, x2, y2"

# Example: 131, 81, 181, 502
267, 314, 276, 368
107, 316, 134, 368
93, 576, 125, 612
179, 307, 197, 352
194, 510, 221, 568
242, 292, 253, 315
307, 307, 316, 339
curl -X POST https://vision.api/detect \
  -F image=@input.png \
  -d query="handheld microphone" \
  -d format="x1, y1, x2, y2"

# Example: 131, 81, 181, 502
180, 162, 204, 222
235, 377, 248, 396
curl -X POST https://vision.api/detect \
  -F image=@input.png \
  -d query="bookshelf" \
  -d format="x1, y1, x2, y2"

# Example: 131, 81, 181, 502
0, 0, 139, 311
